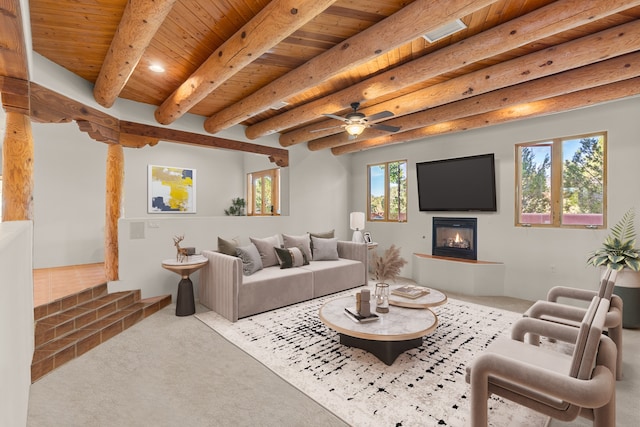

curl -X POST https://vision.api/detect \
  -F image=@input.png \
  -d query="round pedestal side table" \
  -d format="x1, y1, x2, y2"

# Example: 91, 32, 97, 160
161, 255, 208, 316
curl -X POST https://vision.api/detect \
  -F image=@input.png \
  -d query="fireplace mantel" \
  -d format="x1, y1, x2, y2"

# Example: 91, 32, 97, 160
412, 253, 504, 296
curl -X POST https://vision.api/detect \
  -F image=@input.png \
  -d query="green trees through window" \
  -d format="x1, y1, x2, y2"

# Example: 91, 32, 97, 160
516, 132, 606, 228
368, 160, 407, 222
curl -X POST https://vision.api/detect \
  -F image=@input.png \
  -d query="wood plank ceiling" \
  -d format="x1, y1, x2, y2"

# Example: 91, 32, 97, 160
27, 0, 640, 155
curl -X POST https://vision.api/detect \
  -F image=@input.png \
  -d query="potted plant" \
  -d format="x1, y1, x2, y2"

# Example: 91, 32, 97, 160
224, 197, 246, 216
587, 208, 640, 272
587, 208, 640, 328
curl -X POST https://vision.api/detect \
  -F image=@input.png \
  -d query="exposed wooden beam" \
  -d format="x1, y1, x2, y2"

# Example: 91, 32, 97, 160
2, 112, 33, 221
30, 83, 120, 130
119, 133, 159, 149
332, 77, 640, 155
0, 76, 29, 115
105, 144, 124, 281
77, 120, 119, 145
283, 18, 640, 147
119, 121, 289, 167
203, 0, 498, 135
93, 0, 178, 108
154, 0, 338, 125
247, 0, 640, 141
309, 52, 640, 151
0, 0, 29, 80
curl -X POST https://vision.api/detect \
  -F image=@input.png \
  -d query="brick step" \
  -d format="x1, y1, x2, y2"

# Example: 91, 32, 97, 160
31, 290, 171, 383
34, 282, 109, 321
34, 290, 141, 347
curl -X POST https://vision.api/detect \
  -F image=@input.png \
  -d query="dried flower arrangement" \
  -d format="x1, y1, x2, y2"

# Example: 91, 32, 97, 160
371, 244, 408, 283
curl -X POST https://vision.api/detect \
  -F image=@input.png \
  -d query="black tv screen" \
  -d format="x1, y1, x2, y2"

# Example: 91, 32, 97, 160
416, 153, 497, 212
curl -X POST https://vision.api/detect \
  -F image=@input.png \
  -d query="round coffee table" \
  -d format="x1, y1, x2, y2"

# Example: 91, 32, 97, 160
319, 295, 438, 365
389, 286, 448, 309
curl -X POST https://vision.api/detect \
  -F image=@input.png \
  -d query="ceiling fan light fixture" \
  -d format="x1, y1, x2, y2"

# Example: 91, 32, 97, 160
345, 123, 366, 136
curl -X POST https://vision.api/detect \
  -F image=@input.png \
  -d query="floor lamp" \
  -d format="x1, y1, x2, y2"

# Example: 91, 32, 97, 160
350, 212, 365, 243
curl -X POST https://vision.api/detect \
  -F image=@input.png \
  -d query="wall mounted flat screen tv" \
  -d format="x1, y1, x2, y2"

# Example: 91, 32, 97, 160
416, 153, 497, 212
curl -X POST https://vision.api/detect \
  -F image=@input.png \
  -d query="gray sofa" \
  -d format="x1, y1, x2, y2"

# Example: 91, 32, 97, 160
198, 240, 368, 322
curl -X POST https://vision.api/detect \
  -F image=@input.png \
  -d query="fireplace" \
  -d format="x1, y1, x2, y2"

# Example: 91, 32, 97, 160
432, 217, 477, 260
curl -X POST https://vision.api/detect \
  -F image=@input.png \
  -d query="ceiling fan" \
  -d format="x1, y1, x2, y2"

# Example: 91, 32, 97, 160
315, 102, 401, 138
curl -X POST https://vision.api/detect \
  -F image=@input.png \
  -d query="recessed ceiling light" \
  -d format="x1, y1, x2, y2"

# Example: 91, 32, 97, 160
423, 19, 467, 43
149, 64, 165, 73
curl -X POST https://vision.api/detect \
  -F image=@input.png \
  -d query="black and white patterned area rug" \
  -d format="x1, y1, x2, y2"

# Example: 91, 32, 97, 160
195, 289, 549, 427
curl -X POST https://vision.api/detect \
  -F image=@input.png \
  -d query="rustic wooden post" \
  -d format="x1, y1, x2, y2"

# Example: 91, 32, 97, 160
2, 111, 33, 221
105, 143, 124, 281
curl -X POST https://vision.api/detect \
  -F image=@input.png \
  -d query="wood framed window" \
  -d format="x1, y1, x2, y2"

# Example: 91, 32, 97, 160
515, 132, 606, 228
368, 160, 408, 222
247, 168, 280, 216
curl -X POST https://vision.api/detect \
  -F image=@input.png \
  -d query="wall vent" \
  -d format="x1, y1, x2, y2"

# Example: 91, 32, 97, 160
423, 19, 467, 43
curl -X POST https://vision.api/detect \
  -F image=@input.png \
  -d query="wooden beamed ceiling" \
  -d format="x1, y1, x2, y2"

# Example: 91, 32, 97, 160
18, 0, 640, 155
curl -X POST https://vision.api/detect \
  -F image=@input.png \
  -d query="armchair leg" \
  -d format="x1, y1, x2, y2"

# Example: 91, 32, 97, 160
470, 361, 490, 427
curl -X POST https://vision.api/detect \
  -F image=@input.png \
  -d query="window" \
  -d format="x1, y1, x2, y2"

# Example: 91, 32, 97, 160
368, 160, 407, 222
516, 132, 606, 228
247, 168, 280, 216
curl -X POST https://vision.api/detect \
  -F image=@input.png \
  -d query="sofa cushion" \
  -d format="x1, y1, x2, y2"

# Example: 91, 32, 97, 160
302, 259, 365, 297
236, 243, 263, 276
275, 246, 309, 269
250, 235, 281, 267
239, 266, 314, 318
309, 229, 335, 253
217, 236, 239, 256
282, 233, 312, 261
311, 236, 339, 261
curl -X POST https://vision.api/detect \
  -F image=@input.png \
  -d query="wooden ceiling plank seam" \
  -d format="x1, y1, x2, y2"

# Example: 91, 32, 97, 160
310, 51, 640, 151
203, 0, 499, 135
332, 76, 640, 155
154, 0, 339, 125
92, 0, 178, 108
271, 0, 640, 146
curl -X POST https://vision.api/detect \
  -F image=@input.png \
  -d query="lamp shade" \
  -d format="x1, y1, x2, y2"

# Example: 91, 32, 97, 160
350, 212, 365, 231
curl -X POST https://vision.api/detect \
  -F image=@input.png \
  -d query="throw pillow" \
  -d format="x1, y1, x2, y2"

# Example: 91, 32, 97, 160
249, 235, 281, 267
217, 236, 239, 256
236, 243, 263, 276
274, 246, 309, 269
309, 229, 335, 253
282, 233, 312, 261
311, 236, 339, 261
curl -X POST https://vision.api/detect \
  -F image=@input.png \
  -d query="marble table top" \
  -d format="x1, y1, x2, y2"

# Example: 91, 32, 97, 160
319, 295, 437, 341
388, 285, 448, 309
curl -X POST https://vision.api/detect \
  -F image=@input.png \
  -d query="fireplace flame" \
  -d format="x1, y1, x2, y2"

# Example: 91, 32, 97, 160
455, 233, 462, 243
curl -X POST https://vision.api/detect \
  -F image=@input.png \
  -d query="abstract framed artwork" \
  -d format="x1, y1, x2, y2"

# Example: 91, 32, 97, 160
148, 165, 196, 213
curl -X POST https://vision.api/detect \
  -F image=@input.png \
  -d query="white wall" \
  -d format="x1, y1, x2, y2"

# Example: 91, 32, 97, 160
351, 97, 640, 301
32, 121, 107, 267
0, 221, 33, 427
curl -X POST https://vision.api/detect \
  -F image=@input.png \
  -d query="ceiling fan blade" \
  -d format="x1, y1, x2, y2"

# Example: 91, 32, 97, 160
322, 113, 349, 122
370, 123, 401, 133
365, 110, 394, 122
310, 125, 344, 133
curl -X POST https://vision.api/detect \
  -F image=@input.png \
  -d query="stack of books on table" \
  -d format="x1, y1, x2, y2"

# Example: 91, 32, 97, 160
391, 285, 429, 299
344, 307, 379, 323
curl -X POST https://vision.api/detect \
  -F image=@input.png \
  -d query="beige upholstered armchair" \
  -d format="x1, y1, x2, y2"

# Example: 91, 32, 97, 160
524, 269, 623, 379
466, 297, 617, 427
